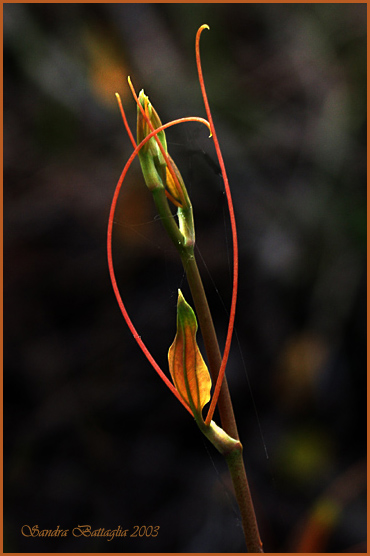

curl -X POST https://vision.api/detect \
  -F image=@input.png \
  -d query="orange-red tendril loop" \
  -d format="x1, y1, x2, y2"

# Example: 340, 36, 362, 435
110, 24, 237, 426
107, 116, 210, 416
195, 25, 239, 426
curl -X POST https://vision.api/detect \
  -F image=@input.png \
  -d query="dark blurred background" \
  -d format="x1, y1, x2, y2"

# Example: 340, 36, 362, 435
4, 3, 366, 553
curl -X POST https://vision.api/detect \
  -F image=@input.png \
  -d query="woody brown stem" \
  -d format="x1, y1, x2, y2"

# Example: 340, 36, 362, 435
152, 187, 263, 552
182, 250, 263, 553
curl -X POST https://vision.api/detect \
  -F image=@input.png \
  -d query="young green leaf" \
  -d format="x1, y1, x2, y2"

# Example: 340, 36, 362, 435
168, 290, 212, 418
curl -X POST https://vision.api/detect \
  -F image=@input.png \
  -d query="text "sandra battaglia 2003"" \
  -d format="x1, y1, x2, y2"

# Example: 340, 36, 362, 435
21, 524, 160, 541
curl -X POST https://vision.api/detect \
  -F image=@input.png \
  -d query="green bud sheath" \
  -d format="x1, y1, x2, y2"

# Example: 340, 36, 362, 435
137, 90, 168, 192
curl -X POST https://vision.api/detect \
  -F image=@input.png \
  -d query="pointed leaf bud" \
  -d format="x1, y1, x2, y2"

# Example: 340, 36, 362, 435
136, 90, 168, 192
136, 90, 193, 212
168, 290, 212, 418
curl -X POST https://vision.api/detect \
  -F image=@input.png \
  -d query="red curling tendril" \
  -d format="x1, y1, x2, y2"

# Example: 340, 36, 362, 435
195, 25, 238, 426
108, 24, 238, 426
107, 115, 210, 416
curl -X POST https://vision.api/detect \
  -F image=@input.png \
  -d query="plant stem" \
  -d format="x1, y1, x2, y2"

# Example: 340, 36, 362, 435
152, 188, 263, 552
182, 250, 263, 553
225, 447, 264, 552
181, 251, 238, 438
198, 419, 263, 553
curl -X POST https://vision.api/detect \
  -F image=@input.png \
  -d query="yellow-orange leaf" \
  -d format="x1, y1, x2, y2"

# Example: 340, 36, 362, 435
168, 290, 212, 417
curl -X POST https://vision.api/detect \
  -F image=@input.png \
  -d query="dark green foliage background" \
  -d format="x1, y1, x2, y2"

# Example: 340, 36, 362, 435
4, 3, 366, 553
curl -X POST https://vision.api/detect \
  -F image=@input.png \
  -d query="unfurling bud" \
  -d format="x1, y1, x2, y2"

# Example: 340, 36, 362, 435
136, 90, 168, 192
136, 90, 192, 210
136, 89, 195, 246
